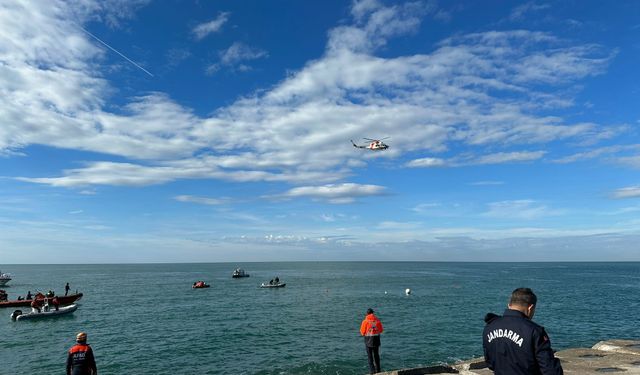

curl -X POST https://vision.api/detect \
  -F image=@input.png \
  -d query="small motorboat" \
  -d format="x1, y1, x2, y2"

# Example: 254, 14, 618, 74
11, 304, 78, 321
232, 268, 250, 278
260, 282, 286, 288
0, 271, 11, 286
0, 292, 83, 308
192, 281, 210, 289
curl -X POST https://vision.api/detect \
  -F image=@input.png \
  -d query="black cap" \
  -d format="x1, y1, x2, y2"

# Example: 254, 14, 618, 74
366, 308, 374, 314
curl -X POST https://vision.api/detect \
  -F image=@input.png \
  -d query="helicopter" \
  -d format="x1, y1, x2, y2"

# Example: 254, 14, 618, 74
351, 137, 389, 151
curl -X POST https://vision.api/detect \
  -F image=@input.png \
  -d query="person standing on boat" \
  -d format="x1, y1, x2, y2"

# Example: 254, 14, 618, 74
67, 332, 98, 375
65, 282, 70, 296
360, 308, 384, 374
52, 296, 60, 311
30, 298, 42, 313
26, 290, 32, 300
483, 288, 563, 375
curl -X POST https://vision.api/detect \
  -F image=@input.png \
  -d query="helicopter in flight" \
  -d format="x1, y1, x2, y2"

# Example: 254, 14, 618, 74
351, 137, 390, 151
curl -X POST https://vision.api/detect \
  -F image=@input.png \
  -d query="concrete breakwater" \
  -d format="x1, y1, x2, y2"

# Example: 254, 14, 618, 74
378, 339, 640, 374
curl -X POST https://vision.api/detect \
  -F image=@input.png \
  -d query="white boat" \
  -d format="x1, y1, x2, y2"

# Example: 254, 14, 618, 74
232, 268, 250, 278
0, 271, 11, 286
260, 282, 286, 288
11, 304, 78, 321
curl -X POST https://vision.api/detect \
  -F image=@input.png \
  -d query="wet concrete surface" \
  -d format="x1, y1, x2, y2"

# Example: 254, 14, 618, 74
375, 340, 640, 375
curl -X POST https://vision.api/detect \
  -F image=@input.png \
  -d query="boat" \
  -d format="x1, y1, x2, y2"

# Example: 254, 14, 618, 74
0, 292, 83, 308
260, 282, 286, 288
192, 281, 210, 288
0, 271, 11, 286
11, 304, 78, 321
232, 268, 250, 278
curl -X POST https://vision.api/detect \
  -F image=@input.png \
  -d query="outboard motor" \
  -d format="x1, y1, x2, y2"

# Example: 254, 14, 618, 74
10, 310, 22, 321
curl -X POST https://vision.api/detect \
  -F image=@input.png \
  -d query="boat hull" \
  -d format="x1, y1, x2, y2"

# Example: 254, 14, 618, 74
0, 293, 83, 308
260, 283, 286, 288
11, 304, 78, 321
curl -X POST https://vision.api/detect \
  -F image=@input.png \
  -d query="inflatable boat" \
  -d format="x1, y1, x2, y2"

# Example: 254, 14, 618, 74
11, 304, 78, 321
0, 292, 83, 308
192, 281, 210, 288
260, 283, 286, 288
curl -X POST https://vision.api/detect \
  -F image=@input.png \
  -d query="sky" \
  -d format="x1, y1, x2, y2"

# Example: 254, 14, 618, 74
1, 0, 639, 263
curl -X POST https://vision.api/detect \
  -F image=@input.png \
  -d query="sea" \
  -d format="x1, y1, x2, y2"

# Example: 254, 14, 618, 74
0, 262, 638, 375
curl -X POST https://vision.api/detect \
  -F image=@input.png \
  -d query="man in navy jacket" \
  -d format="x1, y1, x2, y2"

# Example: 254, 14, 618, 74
483, 288, 563, 375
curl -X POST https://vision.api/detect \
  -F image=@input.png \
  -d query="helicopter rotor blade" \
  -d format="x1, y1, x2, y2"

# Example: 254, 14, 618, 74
363, 137, 390, 141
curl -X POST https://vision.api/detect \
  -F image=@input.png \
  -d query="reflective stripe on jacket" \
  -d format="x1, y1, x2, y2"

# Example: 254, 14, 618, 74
360, 313, 384, 347
67, 343, 97, 375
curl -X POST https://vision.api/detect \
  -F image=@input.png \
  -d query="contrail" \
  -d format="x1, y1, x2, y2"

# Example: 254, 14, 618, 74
79, 26, 154, 77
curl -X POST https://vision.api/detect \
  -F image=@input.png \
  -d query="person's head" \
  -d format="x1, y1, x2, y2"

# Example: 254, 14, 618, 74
508, 287, 537, 319
76, 332, 87, 343
366, 308, 374, 315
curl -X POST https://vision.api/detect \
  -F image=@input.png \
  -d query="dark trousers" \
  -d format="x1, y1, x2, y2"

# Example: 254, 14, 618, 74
365, 346, 381, 374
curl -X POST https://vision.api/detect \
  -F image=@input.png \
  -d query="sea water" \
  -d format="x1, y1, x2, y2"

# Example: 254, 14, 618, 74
0, 262, 638, 374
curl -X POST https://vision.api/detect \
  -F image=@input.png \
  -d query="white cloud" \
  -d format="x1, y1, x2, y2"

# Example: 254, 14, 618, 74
192, 12, 229, 40
174, 195, 227, 206
410, 202, 470, 218
351, 0, 381, 21
612, 186, 640, 199
483, 200, 561, 220
411, 203, 441, 213
474, 151, 545, 164
406, 157, 446, 168
330, 0, 429, 53
269, 183, 387, 204
508, 2, 550, 21
321, 214, 337, 222
1, 0, 618, 193
220, 42, 267, 65
206, 42, 268, 74
616, 155, 640, 169
553, 144, 640, 164
407, 151, 544, 168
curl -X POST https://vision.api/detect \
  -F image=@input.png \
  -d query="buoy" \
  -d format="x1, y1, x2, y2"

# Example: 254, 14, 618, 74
405, 288, 411, 295
384, 291, 387, 294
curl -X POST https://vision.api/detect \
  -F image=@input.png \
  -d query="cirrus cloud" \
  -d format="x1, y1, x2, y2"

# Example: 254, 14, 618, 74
192, 12, 230, 40
267, 183, 387, 204
612, 186, 640, 199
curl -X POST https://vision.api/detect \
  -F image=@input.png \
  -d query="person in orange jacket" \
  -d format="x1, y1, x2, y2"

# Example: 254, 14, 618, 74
360, 308, 384, 374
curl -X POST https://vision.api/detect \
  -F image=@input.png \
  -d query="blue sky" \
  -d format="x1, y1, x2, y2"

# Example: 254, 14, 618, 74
1, 0, 639, 263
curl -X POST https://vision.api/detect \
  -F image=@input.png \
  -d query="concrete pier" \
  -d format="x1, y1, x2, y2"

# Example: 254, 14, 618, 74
377, 339, 640, 374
